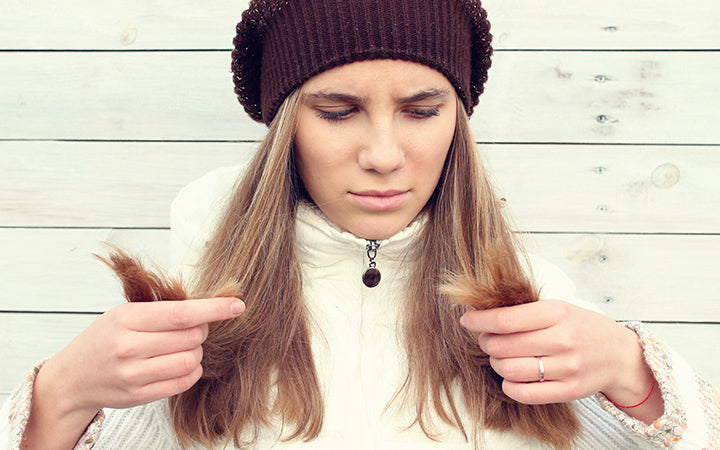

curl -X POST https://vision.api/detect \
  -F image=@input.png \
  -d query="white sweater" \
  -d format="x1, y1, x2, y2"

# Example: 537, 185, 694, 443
3, 165, 717, 449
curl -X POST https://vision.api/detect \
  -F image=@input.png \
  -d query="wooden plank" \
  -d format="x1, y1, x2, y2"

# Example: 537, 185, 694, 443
1, 0, 717, 50
1, 52, 718, 144
475, 51, 720, 145
1, 314, 716, 395
0, 0, 246, 50
0, 229, 168, 313
0, 141, 253, 228
483, 145, 720, 233
0, 52, 263, 142
0, 313, 99, 395
1, 229, 718, 323
2, 142, 718, 232
485, 0, 720, 50
525, 234, 720, 323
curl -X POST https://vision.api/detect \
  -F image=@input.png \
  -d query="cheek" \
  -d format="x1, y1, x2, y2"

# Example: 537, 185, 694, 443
295, 148, 326, 198
294, 122, 325, 187
294, 117, 361, 187
294, 137, 348, 204
412, 122, 454, 179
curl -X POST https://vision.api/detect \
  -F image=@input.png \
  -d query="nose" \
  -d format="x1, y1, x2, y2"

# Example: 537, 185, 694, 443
357, 120, 406, 174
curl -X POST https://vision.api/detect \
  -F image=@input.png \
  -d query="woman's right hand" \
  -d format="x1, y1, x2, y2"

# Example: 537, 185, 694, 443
23, 297, 245, 450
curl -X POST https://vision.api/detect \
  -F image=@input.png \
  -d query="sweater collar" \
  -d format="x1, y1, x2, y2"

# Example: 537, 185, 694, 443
295, 201, 426, 262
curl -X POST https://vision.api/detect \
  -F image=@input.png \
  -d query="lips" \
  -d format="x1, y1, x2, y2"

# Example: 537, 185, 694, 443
350, 190, 408, 211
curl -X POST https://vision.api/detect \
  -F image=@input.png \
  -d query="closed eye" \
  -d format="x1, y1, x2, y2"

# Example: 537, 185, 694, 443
315, 107, 357, 122
406, 107, 440, 119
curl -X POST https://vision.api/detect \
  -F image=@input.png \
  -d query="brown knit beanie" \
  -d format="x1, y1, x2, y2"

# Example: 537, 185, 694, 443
232, 0, 493, 125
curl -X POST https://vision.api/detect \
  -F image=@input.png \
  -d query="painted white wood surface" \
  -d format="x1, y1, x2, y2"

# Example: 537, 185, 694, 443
526, 234, 720, 322
2, 315, 716, 397
1, 51, 718, 143
2, 142, 717, 232
0, 229, 167, 313
0, 314, 99, 395
486, 0, 720, 50
1, 0, 717, 50
0, 142, 253, 228
481, 145, 719, 233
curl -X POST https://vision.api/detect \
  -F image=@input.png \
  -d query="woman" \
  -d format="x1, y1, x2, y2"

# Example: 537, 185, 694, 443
4, 0, 718, 448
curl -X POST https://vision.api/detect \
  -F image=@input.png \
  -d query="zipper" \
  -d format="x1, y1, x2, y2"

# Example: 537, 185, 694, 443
362, 240, 381, 288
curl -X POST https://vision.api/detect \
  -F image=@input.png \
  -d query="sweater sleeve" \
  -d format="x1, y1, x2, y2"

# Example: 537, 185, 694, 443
594, 322, 719, 449
529, 254, 719, 449
0, 359, 179, 449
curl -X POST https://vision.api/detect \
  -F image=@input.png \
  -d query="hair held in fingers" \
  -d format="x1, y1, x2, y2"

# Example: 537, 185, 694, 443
97, 245, 321, 449
440, 255, 581, 449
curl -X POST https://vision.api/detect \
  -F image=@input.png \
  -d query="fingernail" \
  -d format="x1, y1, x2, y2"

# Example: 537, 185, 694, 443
231, 300, 245, 315
460, 314, 467, 328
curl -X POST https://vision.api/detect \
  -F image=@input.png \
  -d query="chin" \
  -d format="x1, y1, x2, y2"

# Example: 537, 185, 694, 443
346, 217, 412, 241
354, 230, 398, 240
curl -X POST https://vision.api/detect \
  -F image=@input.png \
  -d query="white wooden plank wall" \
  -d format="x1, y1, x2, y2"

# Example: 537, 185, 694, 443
1, 0, 718, 403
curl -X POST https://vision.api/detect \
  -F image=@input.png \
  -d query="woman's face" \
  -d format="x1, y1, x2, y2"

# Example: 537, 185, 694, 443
294, 59, 457, 240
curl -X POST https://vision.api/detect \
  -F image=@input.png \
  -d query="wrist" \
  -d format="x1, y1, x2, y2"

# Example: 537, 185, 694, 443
601, 326, 653, 398
35, 353, 100, 417
24, 356, 101, 449
600, 325, 663, 423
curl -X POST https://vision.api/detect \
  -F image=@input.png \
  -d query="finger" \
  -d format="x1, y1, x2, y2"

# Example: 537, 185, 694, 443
119, 346, 204, 388
121, 364, 204, 407
117, 324, 209, 360
122, 297, 245, 331
477, 327, 568, 358
460, 300, 565, 334
502, 379, 583, 405
490, 356, 571, 383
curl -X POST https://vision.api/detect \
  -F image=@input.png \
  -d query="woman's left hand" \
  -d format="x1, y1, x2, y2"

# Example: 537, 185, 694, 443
460, 299, 663, 422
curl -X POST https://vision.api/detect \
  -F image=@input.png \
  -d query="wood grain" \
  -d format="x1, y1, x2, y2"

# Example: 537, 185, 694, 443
0, 141, 252, 228
526, 233, 720, 322
0, 313, 99, 395
483, 145, 720, 233
1, 0, 717, 50
1, 52, 717, 143
0, 228, 167, 312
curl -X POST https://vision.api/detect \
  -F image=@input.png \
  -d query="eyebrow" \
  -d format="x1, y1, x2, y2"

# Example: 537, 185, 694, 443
304, 88, 451, 104
398, 88, 451, 103
305, 92, 368, 104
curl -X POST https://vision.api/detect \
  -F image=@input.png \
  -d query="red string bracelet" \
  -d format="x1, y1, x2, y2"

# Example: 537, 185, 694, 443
610, 380, 656, 409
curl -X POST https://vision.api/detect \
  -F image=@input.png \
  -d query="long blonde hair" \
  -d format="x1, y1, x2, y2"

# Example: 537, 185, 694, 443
397, 100, 579, 448
108, 89, 578, 448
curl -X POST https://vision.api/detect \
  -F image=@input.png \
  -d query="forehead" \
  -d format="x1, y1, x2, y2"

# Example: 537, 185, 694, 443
301, 59, 453, 95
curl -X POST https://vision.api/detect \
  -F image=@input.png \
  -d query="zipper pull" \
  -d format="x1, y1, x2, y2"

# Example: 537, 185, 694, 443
362, 240, 381, 288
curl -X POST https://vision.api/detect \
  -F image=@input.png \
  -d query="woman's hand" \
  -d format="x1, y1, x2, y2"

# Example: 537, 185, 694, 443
460, 299, 663, 423
23, 297, 245, 450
